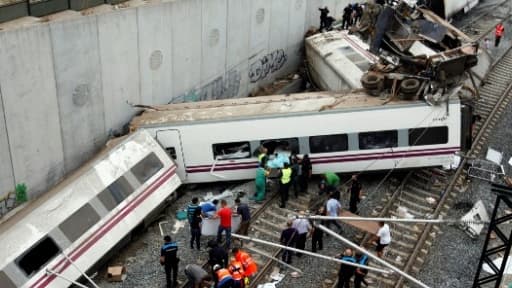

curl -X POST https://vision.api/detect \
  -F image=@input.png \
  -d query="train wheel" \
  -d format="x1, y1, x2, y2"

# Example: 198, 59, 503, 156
361, 73, 382, 90
400, 78, 420, 94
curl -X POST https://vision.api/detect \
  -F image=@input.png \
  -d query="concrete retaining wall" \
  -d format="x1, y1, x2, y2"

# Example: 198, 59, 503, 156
0, 0, 350, 199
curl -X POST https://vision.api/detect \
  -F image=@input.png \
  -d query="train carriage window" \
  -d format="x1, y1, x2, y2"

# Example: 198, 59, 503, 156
59, 203, 100, 242
409, 126, 448, 146
309, 134, 348, 153
0, 271, 17, 288
212, 142, 251, 160
98, 176, 134, 211
358, 130, 398, 150
260, 138, 299, 155
16, 236, 60, 276
131, 152, 164, 183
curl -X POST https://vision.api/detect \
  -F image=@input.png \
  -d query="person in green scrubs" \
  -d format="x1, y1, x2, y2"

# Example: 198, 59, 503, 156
323, 172, 340, 188
253, 164, 269, 202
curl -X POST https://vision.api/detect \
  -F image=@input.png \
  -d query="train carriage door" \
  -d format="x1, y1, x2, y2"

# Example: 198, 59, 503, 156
156, 129, 187, 181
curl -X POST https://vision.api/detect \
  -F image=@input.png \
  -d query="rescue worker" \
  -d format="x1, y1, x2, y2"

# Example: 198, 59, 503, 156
253, 163, 268, 202
257, 146, 268, 167
208, 240, 229, 270
323, 172, 340, 188
190, 205, 202, 250
201, 199, 219, 218
184, 264, 213, 288
232, 247, 258, 278
279, 162, 292, 208
495, 23, 505, 47
372, 221, 391, 258
280, 220, 298, 264
290, 154, 301, 198
319, 6, 330, 31
337, 248, 356, 288
228, 258, 245, 288
349, 174, 363, 214
299, 154, 312, 193
187, 197, 200, 224
292, 211, 312, 257
160, 235, 179, 288
213, 264, 234, 288
311, 206, 326, 252
342, 4, 353, 30
326, 193, 343, 233
215, 199, 232, 249
354, 251, 369, 288
235, 197, 251, 247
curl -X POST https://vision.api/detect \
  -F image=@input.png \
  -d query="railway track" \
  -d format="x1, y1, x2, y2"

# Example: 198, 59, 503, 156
178, 11, 512, 288
458, 0, 511, 41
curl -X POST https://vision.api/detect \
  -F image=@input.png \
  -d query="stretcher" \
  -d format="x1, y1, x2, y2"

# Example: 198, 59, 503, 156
339, 210, 380, 234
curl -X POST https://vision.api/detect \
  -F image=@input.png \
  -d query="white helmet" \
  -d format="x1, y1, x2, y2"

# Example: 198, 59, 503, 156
213, 264, 221, 271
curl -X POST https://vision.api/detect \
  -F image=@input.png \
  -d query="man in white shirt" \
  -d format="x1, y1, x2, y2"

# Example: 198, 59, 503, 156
325, 195, 343, 233
373, 221, 391, 258
292, 211, 312, 257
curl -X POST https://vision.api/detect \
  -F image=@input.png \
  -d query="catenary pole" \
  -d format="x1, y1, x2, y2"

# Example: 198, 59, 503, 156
299, 215, 488, 224
45, 269, 90, 288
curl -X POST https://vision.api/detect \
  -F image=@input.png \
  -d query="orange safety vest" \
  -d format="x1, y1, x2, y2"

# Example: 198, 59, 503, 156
496, 24, 504, 37
229, 260, 245, 281
235, 251, 258, 277
216, 268, 232, 282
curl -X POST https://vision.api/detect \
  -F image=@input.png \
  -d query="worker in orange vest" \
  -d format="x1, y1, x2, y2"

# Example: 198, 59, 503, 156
213, 264, 234, 288
228, 259, 245, 288
495, 23, 505, 47
232, 247, 258, 278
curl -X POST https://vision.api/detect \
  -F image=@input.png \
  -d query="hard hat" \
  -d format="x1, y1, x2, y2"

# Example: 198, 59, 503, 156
213, 264, 221, 271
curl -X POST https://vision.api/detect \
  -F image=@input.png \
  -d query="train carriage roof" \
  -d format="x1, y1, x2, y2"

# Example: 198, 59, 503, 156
130, 91, 459, 128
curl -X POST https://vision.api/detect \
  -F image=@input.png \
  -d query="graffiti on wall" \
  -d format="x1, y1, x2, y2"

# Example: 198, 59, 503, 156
248, 49, 287, 83
170, 69, 241, 103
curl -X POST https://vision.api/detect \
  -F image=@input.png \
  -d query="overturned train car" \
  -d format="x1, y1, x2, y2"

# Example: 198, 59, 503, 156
0, 130, 181, 288
130, 91, 473, 184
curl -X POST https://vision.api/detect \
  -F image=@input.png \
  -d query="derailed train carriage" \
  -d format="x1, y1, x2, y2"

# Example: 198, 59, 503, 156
130, 90, 473, 184
0, 130, 181, 288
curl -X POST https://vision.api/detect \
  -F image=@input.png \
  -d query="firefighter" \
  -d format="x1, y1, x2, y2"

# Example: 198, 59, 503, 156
232, 247, 258, 283
495, 23, 505, 47
213, 264, 234, 288
228, 258, 245, 288
279, 163, 292, 208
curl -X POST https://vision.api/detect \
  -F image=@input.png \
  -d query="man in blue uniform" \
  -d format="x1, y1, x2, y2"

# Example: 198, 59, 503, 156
160, 235, 179, 288
337, 248, 356, 288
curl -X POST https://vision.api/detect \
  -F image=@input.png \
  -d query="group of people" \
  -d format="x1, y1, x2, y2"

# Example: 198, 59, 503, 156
254, 145, 312, 209
161, 235, 258, 288
160, 197, 255, 288
318, 3, 364, 32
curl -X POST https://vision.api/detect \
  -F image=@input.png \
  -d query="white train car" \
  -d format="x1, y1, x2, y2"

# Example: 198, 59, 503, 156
305, 31, 378, 91
130, 91, 473, 184
423, 0, 480, 19
0, 130, 181, 288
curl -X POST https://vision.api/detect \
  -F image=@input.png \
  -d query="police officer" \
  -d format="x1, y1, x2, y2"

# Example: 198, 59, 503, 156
337, 248, 356, 288
160, 235, 179, 288
279, 163, 292, 208
354, 251, 369, 288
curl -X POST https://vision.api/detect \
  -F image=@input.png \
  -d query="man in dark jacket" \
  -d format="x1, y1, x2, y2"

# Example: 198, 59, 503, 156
280, 220, 298, 264
208, 240, 228, 270
160, 235, 179, 288
342, 4, 353, 30
319, 6, 330, 31
349, 174, 362, 214
337, 248, 356, 288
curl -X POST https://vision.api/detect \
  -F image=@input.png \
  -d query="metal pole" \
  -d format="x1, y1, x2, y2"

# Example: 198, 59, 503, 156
231, 233, 391, 274
299, 215, 488, 224
243, 246, 303, 274
61, 253, 101, 288
46, 269, 90, 288
317, 225, 431, 288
